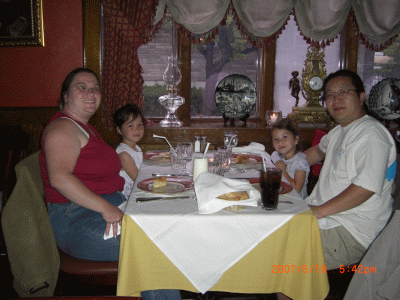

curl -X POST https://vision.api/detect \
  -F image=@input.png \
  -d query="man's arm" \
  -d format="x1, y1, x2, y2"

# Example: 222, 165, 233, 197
309, 184, 374, 219
304, 144, 325, 166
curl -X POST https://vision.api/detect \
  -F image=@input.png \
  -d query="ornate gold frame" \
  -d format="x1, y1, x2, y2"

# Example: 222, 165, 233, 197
0, 0, 44, 47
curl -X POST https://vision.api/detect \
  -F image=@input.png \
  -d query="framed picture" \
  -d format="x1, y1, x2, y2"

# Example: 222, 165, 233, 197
0, 0, 44, 47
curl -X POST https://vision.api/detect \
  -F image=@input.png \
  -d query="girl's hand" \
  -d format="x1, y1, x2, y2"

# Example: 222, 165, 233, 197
275, 160, 287, 171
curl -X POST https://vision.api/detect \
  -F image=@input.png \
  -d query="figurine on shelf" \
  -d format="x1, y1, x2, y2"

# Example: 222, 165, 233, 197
289, 71, 301, 107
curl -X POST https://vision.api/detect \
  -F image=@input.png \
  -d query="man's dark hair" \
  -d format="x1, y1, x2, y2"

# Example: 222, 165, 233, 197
323, 70, 365, 96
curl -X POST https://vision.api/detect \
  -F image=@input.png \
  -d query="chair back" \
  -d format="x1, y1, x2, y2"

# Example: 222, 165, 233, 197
1, 151, 60, 297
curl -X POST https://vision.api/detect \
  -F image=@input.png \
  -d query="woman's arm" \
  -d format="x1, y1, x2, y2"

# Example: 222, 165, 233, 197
43, 120, 123, 236
118, 151, 139, 182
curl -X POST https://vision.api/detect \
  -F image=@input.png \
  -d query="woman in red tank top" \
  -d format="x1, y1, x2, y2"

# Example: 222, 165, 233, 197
41, 68, 182, 300
40, 68, 125, 261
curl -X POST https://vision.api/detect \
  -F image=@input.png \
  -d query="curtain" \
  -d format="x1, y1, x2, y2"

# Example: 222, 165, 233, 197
101, 0, 400, 125
164, 0, 400, 49
102, 0, 161, 128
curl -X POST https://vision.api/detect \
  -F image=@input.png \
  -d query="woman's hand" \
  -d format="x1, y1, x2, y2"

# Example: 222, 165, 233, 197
102, 203, 124, 238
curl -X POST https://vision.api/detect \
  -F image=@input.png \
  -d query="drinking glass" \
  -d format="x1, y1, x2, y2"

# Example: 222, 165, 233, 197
260, 167, 282, 210
170, 147, 181, 170
217, 146, 232, 173
208, 153, 222, 175
177, 142, 193, 174
224, 130, 238, 148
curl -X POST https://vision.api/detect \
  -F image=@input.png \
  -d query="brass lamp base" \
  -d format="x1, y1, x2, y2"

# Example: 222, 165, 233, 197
288, 105, 335, 126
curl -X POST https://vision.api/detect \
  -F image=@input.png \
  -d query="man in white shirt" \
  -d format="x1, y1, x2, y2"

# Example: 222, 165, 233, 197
304, 70, 396, 270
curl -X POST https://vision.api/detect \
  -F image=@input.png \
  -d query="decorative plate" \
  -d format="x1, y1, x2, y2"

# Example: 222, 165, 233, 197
214, 74, 257, 119
137, 177, 194, 194
247, 179, 293, 195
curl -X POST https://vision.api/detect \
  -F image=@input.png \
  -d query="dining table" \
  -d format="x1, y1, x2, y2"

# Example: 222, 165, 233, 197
116, 150, 329, 300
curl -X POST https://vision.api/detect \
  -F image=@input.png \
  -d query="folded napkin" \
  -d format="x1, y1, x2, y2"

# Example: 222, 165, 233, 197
195, 172, 260, 214
232, 142, 271, 159
104, 201, 127, 240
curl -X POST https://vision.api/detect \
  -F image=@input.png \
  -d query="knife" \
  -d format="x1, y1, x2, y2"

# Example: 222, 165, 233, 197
152, 173, 193, 177
136, 196, 191, 202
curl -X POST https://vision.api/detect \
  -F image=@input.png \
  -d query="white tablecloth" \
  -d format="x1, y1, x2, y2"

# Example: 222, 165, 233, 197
124, 154, 310, 293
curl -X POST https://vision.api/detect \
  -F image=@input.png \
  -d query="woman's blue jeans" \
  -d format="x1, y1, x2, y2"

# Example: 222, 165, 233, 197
47, 191, 125, 261
47, 192, 182, 299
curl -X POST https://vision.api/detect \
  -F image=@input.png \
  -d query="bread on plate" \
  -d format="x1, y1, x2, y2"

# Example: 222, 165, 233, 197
235, 154, 249, 164
217, 191, 249, 211
153, 176, 167, 188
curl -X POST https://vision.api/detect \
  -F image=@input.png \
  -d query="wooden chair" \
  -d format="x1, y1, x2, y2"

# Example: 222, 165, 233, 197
324, 263, 358, 299
2, 152, 124, 297
1, 125, 30, 209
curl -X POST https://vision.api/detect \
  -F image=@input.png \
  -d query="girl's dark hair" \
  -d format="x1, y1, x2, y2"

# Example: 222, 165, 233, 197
113, 104, 145, 129
58, 68, 100, 110
270, 118, 302, 151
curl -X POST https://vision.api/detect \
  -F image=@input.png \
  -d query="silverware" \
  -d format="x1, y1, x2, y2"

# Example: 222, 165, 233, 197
279, 200, 294, 204
136, 196, 190, 202
152, 173, 193, 177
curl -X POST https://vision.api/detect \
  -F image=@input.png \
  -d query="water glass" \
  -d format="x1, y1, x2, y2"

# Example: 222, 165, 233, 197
217, 146, 232, 173
177, 142, 193, 174
224, 130, 238, 147
170, 147, 181, 169
208, 153, 222, 175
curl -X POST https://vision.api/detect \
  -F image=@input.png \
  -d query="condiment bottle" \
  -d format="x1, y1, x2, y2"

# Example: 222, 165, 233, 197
200, 136, 207, 153
194, 136, 201, 153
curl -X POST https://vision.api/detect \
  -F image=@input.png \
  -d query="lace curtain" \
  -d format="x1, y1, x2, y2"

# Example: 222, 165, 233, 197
101, 0, 400, 126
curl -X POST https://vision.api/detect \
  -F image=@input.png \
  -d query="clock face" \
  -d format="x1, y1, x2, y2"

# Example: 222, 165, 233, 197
309, 76, 324, 91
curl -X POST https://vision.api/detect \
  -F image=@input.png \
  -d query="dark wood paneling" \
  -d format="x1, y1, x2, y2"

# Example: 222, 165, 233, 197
0, 106, 333, 157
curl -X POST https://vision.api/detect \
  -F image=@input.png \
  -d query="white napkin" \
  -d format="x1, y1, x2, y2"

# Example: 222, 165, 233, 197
195, 172, 260, 214
232, 142, 271, 159
103, 201, 127, 240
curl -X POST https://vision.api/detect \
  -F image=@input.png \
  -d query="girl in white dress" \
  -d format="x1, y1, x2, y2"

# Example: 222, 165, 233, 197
270, 119, 310, 199
113, 104, 145, 199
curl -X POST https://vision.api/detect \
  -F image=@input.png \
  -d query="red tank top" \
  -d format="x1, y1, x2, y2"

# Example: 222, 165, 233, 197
40, 112, 124, 204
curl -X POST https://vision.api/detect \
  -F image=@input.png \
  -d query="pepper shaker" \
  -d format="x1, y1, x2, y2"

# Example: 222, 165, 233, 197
200, 136, 207, 153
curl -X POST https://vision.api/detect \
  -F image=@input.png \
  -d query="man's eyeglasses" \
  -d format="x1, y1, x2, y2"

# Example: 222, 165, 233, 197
74, 84, 101, 94
324, 89, 357, 101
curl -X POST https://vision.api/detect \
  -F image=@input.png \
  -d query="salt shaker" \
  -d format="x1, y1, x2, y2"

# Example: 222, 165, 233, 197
200, 136, 207, 153
194, 136, 201, 153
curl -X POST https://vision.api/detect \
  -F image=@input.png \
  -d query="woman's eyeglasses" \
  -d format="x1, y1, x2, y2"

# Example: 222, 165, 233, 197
74, 84, 101, 94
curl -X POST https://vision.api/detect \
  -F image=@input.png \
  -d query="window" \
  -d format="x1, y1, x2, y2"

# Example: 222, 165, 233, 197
139, 14, 350, 121
138, 16, 173, 118
274, 16, 341, 116
357, 36, 400, 95
190, 14, 259, 118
